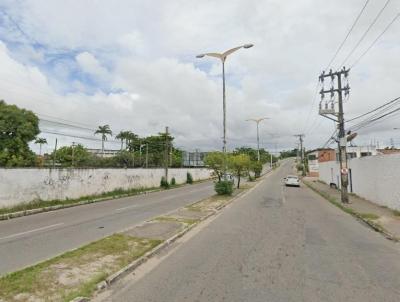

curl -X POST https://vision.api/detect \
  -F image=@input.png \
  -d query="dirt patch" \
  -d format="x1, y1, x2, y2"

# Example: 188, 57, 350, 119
124, 221, 184, 240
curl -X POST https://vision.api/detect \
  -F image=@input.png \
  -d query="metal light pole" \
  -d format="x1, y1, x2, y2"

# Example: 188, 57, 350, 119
246, 117, 269, 161
196, 44, 254, 178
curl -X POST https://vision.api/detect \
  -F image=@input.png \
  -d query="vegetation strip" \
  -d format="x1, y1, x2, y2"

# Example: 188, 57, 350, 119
303, 181, 399, 242
0, 234, 162, 302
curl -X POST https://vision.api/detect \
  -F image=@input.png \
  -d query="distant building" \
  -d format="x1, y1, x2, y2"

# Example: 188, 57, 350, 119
377, 148, 400, 155
182, 151, 208, 167
341, 145, 378, 159
86, 148, 120, 158
307, 148, 335, 177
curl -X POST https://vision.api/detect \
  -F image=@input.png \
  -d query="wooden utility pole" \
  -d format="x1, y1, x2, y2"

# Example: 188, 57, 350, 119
71, 142, 76, 167
145, 143, 149, 168
319, 67, 350, 203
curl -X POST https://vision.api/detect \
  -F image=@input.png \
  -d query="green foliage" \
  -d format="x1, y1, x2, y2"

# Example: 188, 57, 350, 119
204, 151, 224, 181
250, 161, 263, 178
160, 176, 170, 188
171, 177, 176, 186
280, 149, 298, 159
228, 153, 251, 189
186, 172, 193, 184
113, 150, 135, 167
214, 180, 234, 195
0, 100, 39, 167
52, 144, 91, 167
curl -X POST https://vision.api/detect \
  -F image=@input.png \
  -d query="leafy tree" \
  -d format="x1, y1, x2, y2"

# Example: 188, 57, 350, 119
0, 100, 39, 167
34, 137, 47, 156
52, 144, 91, 167
113, 150, 135, 167
94, 125, 112, 156
204, 151, 224, 181
280, 149, 298, 159
228, 154, 251, 188
250, 160, 263, 178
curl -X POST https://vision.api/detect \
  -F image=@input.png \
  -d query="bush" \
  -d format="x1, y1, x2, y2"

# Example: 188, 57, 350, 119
160, 176, 170, 188
214, 180, 234, 195
186, 172, 193, 184
248, 174, 255, 182
171, 177, 176, 186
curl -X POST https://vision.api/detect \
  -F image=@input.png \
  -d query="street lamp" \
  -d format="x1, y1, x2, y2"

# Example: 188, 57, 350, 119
246, 117, 269, 161
196, 44, 254, 178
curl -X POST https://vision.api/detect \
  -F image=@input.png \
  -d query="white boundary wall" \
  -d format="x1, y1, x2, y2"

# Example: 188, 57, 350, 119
319, 154, 400, 210
0, 168, 212, 208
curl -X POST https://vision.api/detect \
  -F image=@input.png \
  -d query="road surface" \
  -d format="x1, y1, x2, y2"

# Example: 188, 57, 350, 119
102, 160, 400, 302
0, 181, 214, 275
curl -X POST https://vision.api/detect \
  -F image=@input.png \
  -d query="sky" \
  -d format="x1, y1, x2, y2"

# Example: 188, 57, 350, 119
0, 0, 399, 154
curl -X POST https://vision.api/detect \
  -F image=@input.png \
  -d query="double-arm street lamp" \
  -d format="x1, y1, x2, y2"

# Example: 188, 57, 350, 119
246, 117, 269, 161
196, 44, 254, 177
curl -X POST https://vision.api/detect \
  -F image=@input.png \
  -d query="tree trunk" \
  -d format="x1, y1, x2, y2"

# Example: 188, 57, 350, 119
120, 140, 123, 151
102, 139, 104, 157
39, 144, 42, 156
237, 175, 241, 189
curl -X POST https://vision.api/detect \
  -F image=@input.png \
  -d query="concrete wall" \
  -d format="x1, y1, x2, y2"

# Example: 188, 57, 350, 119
0, 168, 212, 208
319, 154, 400, 210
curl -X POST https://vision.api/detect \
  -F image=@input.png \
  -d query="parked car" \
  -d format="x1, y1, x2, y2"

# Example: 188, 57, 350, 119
284, 175, 300, 187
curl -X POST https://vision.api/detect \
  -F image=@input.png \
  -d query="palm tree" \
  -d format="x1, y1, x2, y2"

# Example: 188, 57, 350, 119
94, 125, 112, 156
116, 131, 128, 151
34, 137, 47, 156
125, 131, 139, 151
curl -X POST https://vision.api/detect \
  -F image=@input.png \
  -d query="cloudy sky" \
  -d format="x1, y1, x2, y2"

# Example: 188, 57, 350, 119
0, 0, 399, 154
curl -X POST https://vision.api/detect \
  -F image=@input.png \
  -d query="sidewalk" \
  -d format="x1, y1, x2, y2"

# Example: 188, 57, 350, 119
304, 177, 400, 241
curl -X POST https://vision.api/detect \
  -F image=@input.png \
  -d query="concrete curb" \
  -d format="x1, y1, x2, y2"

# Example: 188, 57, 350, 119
0, 179, 213, 221
303, 180, 399, 242
92, 169, 273, 297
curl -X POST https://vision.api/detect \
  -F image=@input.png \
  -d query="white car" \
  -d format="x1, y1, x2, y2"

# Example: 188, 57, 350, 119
284, 175, 300, 187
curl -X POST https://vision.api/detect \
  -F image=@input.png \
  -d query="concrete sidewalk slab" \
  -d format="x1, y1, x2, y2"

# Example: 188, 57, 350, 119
304, 178, 400, 240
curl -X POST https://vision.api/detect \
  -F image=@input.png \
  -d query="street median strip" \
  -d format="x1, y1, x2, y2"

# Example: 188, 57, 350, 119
0, 175, 267, 302
303, 180, 399, 242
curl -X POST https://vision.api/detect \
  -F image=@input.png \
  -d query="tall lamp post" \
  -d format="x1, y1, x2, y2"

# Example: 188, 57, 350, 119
246, 117, 269, 161
196, 44, 254, 178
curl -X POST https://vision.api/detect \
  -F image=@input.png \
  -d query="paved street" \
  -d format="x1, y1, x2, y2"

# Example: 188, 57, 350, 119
101, 160, 400, 302
0, 181, 214, 275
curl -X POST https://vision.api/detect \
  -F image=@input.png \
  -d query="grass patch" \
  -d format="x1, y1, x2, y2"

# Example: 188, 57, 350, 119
359, 213, 380, 220
0, 234, 162, 302
152, 216, 199, 225
392, 209, 400, 216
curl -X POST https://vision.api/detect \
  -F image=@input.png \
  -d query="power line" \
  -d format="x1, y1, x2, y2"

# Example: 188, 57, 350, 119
325, 0, 370, 70
350, 12, 400, 68
346, 96, 400, 122
340, 0, 391, 67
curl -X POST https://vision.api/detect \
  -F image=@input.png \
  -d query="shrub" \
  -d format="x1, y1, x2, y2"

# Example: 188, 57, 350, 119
248, 175, 255, 182
186, 172, 193, 184
171, 177, 176, 186
214, 180, 234, 195
160, 176, 170, 188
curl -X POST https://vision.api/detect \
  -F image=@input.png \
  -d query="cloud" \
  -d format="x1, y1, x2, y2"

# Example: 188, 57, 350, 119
0, 0, 399, 153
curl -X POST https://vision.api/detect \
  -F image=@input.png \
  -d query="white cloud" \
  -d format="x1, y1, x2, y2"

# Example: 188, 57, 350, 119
0, 0, 399, 152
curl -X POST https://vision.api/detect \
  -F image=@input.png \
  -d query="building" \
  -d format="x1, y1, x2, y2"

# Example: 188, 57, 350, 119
307, 148, 335, 177
182, 151, 208, 167
341, 145, 378, 159
86, 148, 120, 158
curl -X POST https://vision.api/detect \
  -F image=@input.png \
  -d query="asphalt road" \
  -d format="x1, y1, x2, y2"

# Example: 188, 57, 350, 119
103, 160, 400, 302
0, 181, 214, 275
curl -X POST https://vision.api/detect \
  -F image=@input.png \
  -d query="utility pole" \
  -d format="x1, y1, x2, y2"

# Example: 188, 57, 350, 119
294, 134, 305, 163
319, 67, 350, 203
52, 138, 58, 169
145, 143, 149, 168
71, 142, 76, 167
164, 126, 169, 181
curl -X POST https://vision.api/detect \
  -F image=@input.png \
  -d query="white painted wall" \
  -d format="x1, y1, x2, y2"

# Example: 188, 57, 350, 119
319, 154, 400, 210
0, 168, 212, 208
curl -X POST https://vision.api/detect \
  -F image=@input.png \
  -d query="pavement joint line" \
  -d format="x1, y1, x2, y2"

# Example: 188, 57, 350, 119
0, 179, 213, 222
303, 180, 399, 243
0, 223, 64, 241
94, 167, 277, 297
